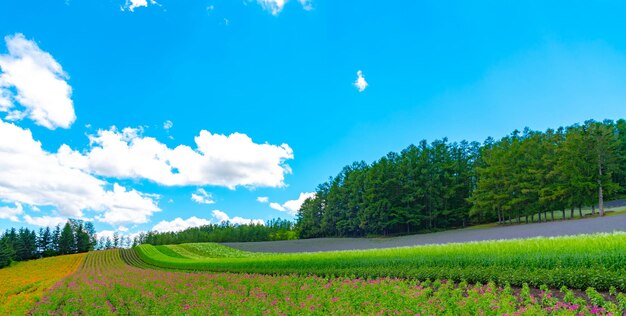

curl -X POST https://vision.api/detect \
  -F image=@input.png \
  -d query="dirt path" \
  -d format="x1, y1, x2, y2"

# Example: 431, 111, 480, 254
223, 213, 626, 253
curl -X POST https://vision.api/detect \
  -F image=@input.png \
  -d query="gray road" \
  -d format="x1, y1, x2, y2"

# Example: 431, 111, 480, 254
223, 213, 626, 253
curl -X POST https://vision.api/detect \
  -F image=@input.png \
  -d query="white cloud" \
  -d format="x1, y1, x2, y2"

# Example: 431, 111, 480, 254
94, 184, 161, 226
58, 127, 294, 189
23, 214, 66, 227
354, 70, 368, 92
0, 119, 160, 227
268, 192, 315, 216
152, 216, 212, 233
123, 0, 158, 12
255, 0, 311, 15
163, 120, 173, 130
298, 0, 313, 10
211, 210, 264, 225
256, 0, 285, 15
0, 203, 23, 222
0, 34, 75, 129
269, 202, 285, 212
191, 188, 215, 205
257, 196, 269, 203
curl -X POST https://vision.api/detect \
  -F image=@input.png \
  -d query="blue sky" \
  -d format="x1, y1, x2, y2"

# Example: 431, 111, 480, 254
1, 0, 626, 237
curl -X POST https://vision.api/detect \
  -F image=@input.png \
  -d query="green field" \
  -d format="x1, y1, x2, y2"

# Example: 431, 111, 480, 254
0, 233, 624, 314
137, 232, 626, 291
28, 245, 626, 315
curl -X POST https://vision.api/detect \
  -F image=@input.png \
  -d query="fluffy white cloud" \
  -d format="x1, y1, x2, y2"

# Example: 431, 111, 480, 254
211, 210, 264, 225
269, 202, 285, 212
151, 211, 263, 233
0, 203, 23, 222
257, 196, 269, 203
255, 0, 311, 15
354, 70, 368, 92
123, 0, 158, 12
152, 216, 212, 233
268, 192, 315, 216
0, 34, 75, 129
23, 214, 66, 227
191, 188, 215, 205
0, 119, 160, 226
58, 127, 293, 189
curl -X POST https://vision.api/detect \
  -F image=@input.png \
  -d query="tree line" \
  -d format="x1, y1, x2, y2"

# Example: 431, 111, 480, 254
296, 119, 626, 238
138, 218, 297, 246
0, 219, 97, 268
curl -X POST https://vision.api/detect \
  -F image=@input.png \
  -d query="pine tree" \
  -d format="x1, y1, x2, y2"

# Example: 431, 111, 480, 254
58, 222, 75, 255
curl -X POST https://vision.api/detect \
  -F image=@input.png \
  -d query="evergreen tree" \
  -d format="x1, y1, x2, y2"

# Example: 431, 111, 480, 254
0, 236, 14, 268
58, 222, 75, 255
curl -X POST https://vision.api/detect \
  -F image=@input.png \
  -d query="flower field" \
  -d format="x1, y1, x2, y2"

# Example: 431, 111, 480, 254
29, 249, 626, 315
0, 253, 85, 315
137, 232, 626, 291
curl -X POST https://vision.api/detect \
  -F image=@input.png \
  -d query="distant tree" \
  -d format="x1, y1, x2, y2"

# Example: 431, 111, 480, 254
113, 232, 120, 249
105, 237, 112, 249
58, 223, 75, 255
0, 237, 14, 268
75, 223, 91, 253
51, 225, 61, 255
585, 120, 621, 216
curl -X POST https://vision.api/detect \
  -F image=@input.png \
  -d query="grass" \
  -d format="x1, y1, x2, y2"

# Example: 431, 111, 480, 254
175, 242, 266, 258
0, 253, 86, 315
136, 232, 626, 291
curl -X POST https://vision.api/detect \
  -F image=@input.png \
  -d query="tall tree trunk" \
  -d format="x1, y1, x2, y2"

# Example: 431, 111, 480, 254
538, 211, 542, 222
598, 150, 605, 216
598, 182, 605, 216
570, 206, 574, 219
578, 204, 583, 218
525, 215, 528, 224
591, 204, 595, 216
561, 208, 565, 221
551, 210, 555, 221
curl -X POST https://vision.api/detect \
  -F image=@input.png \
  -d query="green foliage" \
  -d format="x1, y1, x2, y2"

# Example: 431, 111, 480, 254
58, 223, 75, 255
0, 238, 14, 268
0, 219, 96, 269
136, 232, 626, 291
298, 119, 626, 237
137, 218, 297, 246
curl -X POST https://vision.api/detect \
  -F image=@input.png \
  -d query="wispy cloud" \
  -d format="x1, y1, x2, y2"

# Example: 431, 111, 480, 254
268, 192, 315, 216
354, 70, 368, 92
191, 188, 215, 205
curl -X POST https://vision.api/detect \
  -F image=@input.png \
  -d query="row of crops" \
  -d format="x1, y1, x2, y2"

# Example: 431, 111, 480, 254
0, 253, 85, 315
29, 249, 626, 315
136, 232, 626, 291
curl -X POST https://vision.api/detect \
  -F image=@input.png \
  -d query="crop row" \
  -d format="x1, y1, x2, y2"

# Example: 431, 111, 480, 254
0, 253, 86, 315
136, 232, 626, 290
30, 249, 626, 315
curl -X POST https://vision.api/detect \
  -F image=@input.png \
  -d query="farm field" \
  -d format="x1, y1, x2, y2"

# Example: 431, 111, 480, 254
224, 212, 626, 253
0, 253, 85, 315
30, 248, 626, 315
139, 233, 626, 291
